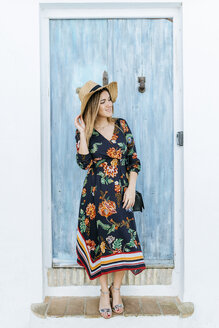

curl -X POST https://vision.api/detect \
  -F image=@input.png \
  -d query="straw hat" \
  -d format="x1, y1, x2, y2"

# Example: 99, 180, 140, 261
78, 80, 118, 114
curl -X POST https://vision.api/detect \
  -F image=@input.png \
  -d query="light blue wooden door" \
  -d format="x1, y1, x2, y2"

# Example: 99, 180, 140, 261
49, 18, 173, 267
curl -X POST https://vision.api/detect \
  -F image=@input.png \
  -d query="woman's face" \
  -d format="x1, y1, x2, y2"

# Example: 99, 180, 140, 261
98, 90, 113, 117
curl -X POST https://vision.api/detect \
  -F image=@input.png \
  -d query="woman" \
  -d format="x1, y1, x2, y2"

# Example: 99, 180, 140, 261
74, 80, 146, 319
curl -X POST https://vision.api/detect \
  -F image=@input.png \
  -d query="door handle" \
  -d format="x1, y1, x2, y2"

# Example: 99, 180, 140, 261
138, 76, 146, 93
103, 70, 108, 85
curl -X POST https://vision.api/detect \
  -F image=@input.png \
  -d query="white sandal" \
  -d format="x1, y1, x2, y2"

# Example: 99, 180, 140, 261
109, 282, 124, 313
99, 289, 112, 319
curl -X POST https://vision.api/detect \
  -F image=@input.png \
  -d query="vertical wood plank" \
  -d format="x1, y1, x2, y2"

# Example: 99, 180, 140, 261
50, 18, 174, 267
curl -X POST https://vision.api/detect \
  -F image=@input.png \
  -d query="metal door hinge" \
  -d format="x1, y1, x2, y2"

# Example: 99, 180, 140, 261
176, 131, 183, 146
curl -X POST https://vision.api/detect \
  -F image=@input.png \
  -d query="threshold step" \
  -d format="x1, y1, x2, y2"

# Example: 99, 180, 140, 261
31, 296, 194, 319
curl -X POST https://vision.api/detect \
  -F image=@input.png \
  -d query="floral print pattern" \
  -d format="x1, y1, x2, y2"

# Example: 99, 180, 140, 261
75, 117, 146, 280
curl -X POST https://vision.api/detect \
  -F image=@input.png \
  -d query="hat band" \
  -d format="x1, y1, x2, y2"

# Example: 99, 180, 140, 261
89, 84, 102, 92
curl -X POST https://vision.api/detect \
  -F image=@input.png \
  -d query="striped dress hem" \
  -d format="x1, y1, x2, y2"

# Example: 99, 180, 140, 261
76, 228, 146, 280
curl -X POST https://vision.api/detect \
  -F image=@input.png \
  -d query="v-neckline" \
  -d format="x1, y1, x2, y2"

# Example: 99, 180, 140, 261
93, 120, 117, 143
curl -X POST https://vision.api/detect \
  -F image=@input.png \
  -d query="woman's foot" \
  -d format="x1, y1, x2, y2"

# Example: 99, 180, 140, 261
109, 282, 124, 314
99, 288, 112, 319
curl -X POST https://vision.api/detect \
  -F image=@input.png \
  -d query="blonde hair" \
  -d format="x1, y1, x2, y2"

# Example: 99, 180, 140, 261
82, 88, 118, 145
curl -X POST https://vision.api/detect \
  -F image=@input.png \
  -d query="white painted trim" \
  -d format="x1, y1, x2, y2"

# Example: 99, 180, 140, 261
39, 2, 183, 300
40, 15, 53, 297
40, 2, 181, 19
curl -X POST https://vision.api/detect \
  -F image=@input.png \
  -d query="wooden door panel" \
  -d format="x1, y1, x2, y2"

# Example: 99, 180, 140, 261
50, 18, 174, 267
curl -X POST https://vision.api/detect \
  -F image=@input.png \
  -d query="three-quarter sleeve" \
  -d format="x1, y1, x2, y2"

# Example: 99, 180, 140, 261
75, 129, 94, 170
122, 119, 141, 175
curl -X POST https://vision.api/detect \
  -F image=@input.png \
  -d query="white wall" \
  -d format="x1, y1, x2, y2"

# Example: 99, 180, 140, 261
0, 1, 218, 328
182, 0, 219, 326
0, 1, 42, 327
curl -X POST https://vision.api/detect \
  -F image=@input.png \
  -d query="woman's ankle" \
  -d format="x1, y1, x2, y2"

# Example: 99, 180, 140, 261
100, 287, 109, 293
112, 282, 121, 290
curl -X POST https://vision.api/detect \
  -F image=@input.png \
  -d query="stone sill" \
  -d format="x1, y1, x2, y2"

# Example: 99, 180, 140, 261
47, 267, 173, 286
31, 296, 194, 319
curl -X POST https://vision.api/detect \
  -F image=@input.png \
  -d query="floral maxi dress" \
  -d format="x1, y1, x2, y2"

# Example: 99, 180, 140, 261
75, 117, 146, 280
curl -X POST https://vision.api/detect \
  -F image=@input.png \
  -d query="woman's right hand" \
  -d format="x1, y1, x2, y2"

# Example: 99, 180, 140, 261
74, 114, 86, 134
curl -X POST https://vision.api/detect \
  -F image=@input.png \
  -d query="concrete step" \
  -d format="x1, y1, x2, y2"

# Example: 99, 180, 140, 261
30, 295, 194, 327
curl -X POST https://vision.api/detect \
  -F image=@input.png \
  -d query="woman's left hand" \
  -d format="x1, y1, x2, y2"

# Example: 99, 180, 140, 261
122, 186, 135, 210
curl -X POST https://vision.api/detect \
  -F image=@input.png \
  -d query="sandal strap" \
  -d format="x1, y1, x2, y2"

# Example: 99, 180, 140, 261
111, 282, 120, 290
113, 304, 124, 308
100, 288, 110, 294
99, 308, 112, 312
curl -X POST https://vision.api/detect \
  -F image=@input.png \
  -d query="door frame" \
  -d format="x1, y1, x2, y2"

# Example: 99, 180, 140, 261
39, 1, 183, 299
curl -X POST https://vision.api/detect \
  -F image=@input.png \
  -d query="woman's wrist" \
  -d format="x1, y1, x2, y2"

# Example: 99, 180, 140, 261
79, 130, 86, 136
128, 172, 137, 190
128, 183, 136, 191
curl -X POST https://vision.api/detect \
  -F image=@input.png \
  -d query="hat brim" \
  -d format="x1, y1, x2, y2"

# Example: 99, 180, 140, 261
81, 81, 118, 114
